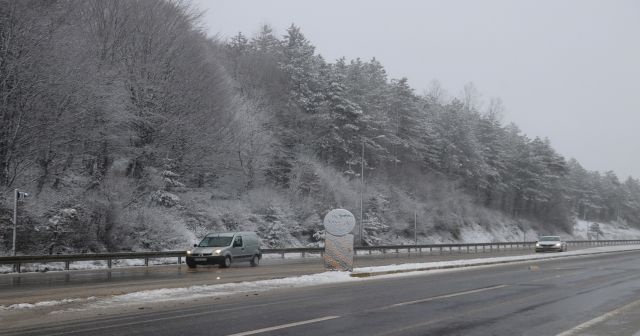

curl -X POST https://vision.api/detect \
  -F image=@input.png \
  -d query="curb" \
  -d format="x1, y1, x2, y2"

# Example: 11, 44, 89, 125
350, 246, 640, 278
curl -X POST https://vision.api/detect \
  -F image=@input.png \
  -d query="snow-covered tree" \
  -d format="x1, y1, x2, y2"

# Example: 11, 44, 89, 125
280, 24, 323, 113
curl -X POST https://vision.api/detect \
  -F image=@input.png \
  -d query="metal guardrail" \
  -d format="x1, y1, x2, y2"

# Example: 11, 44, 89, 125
1, 240, 639, 273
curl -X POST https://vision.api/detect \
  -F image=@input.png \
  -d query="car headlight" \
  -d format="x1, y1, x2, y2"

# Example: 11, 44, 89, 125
536, 243, 540, 247
186, 250, 192, 255
555, 243, 561, 247
214, 249, 222, 254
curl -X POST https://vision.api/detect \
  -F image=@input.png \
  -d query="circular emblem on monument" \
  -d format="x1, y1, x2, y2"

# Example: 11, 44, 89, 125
323, 209, 356, 236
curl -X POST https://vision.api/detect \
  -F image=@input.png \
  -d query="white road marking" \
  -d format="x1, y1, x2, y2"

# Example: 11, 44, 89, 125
389, 284, 510, 308
226, 316, 340, 336
555, 298, 640, 336
20, 298, 315, 336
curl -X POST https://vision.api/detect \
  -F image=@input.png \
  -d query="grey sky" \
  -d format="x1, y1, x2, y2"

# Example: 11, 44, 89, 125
192, 0, 640, 179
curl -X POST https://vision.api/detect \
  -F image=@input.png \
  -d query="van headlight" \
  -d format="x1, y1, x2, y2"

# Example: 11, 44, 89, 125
214, 249, 222, 255
535, 243, 540, 247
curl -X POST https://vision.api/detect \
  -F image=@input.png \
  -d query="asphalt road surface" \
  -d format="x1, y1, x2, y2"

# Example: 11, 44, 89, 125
2, 249, 640, 336
0, 248, 535, 306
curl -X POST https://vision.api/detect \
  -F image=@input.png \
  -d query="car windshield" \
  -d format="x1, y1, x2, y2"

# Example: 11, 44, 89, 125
198, 236, 233, 247
539, 236, 560, 241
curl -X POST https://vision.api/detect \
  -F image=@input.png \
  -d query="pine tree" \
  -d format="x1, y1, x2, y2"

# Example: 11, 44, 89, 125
226, 32, 250, 81
314, 63, 363, 167
386, 78, 425, 166
280, 24, 322, 113
251, 25, 279, 53
475, 110, 508, 207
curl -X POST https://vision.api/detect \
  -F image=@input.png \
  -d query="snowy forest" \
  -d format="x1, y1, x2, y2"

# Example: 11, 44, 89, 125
2, 0, 640, 254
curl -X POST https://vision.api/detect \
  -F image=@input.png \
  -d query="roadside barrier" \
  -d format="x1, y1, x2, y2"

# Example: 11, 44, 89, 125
1, 240, 639, 273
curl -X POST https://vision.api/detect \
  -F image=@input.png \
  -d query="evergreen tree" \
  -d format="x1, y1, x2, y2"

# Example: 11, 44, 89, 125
475, 111, 507, 207
251, 25, 279, 53
280, 24, 323, 113
314, 63, 363, 167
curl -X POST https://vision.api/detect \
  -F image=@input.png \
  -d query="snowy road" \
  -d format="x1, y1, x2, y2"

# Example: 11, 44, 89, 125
2, 248, 640, 335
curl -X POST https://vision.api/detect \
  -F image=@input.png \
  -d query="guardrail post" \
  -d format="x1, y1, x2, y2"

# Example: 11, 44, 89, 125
65, 261, 70, 270
145, 257, 149, 266
178, 256, 182, 265
107, 259, 112, 268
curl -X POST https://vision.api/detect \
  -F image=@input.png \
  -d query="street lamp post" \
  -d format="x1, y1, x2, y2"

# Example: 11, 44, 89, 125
360, 135, 385, 246
12, 189, 17, 256
11, 189, 28, 256
360, 139, 364, 246
414, 211, 417, 245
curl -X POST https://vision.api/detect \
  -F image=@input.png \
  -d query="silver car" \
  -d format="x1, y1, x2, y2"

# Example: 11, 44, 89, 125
535, 236, 568, 252
186, 231, 261, 268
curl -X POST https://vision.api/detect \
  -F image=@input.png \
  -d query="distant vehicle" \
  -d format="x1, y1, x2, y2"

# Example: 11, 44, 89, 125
186, 231, 261, 268
535, 236, 568, 252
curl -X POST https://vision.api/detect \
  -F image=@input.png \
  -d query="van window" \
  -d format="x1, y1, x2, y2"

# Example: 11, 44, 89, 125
233, 236, 243, 247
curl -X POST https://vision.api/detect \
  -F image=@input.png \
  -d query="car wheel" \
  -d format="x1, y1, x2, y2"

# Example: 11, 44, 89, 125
250, 255, 260, 267
220, 256, 231, 268
187, 263, 196, 269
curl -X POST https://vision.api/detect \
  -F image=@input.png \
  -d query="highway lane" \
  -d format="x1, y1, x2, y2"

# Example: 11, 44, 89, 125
0, 248, 536, 306
2, 250, 640, 336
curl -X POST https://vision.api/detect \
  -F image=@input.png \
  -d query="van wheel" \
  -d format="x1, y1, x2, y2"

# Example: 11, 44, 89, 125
220, 256, 231, 268
250, 255, 260, 267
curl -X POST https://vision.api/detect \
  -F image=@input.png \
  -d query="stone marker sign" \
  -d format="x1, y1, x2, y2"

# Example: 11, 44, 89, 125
323, 209, 355, 271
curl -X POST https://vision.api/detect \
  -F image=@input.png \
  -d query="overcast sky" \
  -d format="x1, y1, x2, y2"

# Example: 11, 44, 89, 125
192, 0, 640, 179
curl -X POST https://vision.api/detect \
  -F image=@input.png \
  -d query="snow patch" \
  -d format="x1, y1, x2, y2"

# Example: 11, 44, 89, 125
353, 245, 640, 274
572, 220, 640, 240
93, 271, 354, 308
0, 297, 96, 311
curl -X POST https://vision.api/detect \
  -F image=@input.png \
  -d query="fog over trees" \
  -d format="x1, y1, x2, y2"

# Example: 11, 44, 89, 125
1, 0, 639, 254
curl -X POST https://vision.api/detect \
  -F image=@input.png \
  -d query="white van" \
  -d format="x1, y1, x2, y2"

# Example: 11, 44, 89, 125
186, 231, 261, 268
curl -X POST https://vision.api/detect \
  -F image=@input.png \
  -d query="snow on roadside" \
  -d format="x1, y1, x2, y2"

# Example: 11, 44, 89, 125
3, 220, 638, 275
94, 271, 354, 308
0, 272, 357, 313
573, 219, 640, 240
0, 258, 181, 274
353, 245, 640, 274
0, 297, 96, 311
2, 244, 640, 314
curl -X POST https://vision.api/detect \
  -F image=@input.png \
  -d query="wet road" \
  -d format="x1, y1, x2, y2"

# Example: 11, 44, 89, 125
2, 250, 640, 335
0, 248, 536, 306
